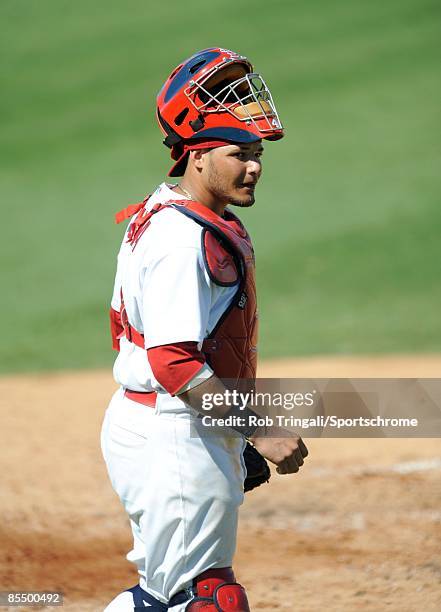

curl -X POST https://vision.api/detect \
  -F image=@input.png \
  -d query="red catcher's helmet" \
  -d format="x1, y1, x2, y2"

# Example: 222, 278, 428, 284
156, 48, 284, 175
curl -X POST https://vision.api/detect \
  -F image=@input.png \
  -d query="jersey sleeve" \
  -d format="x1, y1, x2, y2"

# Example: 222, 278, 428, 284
147, 342, 213, 396
142, 246, 212, 348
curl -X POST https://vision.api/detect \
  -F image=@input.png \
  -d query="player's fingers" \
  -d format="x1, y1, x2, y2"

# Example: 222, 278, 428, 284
298, 438, 309, 458
277, 457, 299, 475
294, 447, 304, 467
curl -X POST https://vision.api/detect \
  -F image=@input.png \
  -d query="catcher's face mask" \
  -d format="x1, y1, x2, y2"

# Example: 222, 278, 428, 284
185, 59, 283, 138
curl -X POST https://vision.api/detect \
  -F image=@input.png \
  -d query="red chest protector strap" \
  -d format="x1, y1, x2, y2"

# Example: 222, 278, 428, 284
109, 294, 145, 350
119, 289, 145, 347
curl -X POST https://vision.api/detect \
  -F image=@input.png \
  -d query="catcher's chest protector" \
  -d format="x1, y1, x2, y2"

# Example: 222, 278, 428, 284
112, 198, 258, 384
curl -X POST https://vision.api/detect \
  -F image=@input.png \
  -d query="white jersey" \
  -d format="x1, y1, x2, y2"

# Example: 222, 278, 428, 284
111, 182, 237, 402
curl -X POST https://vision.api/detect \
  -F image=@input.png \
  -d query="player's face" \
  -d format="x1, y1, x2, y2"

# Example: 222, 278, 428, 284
205, 142, 264, 208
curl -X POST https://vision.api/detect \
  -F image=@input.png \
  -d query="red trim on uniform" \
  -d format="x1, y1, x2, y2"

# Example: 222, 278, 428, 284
124, 389, 157, 407
147, 342, 206, 396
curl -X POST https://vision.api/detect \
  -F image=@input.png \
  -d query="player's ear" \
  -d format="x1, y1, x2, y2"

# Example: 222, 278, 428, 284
189, 149, 209, 171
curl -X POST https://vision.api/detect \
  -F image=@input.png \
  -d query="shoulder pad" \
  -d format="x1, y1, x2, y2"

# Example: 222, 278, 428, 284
202, 228, 240, 286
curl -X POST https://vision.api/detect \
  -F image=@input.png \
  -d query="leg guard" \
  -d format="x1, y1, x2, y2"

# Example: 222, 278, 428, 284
185, 568, 250, 612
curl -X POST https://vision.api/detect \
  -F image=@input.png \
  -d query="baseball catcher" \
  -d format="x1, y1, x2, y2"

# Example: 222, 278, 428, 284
102, 47, 308, 611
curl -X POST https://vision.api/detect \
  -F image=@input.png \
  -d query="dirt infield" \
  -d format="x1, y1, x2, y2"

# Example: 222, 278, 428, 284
1, 355, 440, 611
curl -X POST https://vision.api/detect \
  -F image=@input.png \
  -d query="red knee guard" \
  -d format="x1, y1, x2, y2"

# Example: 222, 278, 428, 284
185, 568, 250, 612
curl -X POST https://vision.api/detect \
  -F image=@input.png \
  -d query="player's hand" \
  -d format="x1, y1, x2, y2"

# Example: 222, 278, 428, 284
249, 428, 308, 474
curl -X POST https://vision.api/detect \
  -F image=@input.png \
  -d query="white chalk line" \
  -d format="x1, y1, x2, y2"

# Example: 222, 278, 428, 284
243, 508, 441, 533
307, 458, 441, 479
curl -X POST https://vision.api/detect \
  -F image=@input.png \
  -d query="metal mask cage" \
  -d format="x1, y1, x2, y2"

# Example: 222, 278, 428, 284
184, 69, 283, 134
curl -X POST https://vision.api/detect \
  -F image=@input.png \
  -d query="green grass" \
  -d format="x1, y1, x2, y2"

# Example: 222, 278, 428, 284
1, 0, 440, 372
